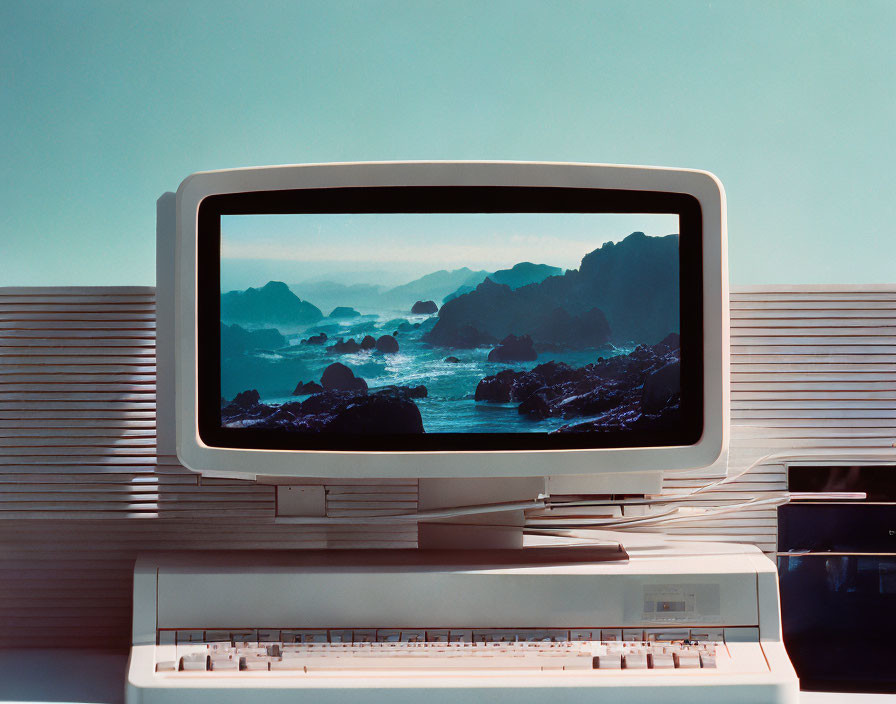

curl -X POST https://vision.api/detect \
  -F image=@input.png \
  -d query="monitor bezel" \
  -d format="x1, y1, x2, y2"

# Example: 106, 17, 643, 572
175, 162, 728, 479
197, 186, 703, 452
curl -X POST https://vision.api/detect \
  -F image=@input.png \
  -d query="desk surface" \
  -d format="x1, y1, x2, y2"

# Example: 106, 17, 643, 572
0, 650, 893, 704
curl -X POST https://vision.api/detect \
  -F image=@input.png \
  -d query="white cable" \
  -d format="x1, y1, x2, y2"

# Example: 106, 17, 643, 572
600, 496, 790, 529
543, 448, 895, 513
274, 497, 546, 524
274, 449, 892, 526
529, 496, 789, 531
666, 448, 896, 500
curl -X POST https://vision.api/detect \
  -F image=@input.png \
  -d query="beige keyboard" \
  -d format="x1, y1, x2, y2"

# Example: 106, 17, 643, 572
156, 628, 724, 673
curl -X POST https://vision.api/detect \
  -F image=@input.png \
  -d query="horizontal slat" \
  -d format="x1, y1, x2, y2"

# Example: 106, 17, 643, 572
0, 355, 156, 364
0, 459, 157, 469
732, 335, 896, 345
0, 320, 155, 330
0, 419, 156, 428
0, 303, 155, 313
733, 380, 896, 391
732, 353, 896, 364
731, 399, 896, 409
0, 286, 154, 296
731, 309, 896, 320
0, 400, 156, 409
731, 327, 896, 337
0, 410, 155, 419
732, 346, 896, 355
733, 371, 896, 381
0, 312, 156, 322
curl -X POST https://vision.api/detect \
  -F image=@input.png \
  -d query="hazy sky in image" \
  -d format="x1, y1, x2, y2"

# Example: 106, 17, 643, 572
221, 212, 679, 288
2, 1, 894, 286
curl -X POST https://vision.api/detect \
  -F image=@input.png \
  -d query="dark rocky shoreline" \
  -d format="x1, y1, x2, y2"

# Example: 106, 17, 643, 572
222, 385, 426, 433
474, 332, 682, 433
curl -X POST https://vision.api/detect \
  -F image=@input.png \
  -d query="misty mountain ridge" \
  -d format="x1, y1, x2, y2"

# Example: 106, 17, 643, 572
442, 261, 564, 303
289, 263, 563, 313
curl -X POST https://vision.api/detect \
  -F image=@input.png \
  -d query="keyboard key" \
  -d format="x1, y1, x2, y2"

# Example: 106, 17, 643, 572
155, 661, 177, 672
689, 629, 724, 643
241, 656, 270, 671
651, 653, 674, 669
646, 629, 690, 642
623, 653, 648, 669
700, 652, 717, 668
210, 658, 238, 671
180, 653, 208, 671
270, 658, 306, 671
597, 653, 622, 669
674, 651, 701, 669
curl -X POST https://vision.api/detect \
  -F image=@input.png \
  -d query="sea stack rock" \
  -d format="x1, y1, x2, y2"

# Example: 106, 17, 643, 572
329, 306, 361, 319
292, 380, 324, 395
301, 332, 328, 345
320, 362, 368, 393
360, 335, 377, 350
231, 389, 261, 408
375, 334, 400, 354
444, 356, 460, 363
487, 334, 538, 362
474, 370, 517, 402
327, 338, 362, 354
411, 300, 438, 314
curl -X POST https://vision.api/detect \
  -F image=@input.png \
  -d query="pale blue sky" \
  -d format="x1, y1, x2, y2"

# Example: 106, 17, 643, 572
2, 1, 894, 286
221, 212, 679, 289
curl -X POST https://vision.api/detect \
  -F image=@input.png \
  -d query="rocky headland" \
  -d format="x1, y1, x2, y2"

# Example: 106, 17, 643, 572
221, 323, 287, 357
424, 232, 679, 349
221, 281, 323, 326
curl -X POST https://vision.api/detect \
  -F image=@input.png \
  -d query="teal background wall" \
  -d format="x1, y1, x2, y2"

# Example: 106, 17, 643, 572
2, 0, 894, 286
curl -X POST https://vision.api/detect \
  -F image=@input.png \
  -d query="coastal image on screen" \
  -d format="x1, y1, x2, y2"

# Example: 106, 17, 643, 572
219, 213, 681, 435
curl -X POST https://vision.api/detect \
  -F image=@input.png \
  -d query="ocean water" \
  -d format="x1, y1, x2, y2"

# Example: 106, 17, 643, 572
244, 308, 631, 434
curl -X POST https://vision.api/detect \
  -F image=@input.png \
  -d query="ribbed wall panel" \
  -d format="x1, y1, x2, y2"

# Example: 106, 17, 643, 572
0, 287, 416, 648
2, 285, 894, 647
657, 286, 896, 554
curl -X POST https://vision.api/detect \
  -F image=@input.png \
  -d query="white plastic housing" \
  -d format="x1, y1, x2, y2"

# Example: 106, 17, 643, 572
175, 161, 729, 480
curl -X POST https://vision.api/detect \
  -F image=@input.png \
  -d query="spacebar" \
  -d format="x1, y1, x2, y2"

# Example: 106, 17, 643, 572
272, 656, 593, 671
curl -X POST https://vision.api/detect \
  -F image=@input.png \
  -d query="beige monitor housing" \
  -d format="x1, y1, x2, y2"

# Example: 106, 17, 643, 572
171, 161, 729, 485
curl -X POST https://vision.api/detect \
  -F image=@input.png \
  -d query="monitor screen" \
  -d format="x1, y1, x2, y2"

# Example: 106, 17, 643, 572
196, 186, 704, 452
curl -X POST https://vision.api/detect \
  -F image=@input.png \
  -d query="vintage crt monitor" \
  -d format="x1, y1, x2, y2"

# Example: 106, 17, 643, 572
175, 161, 729, 485
127, 162, 798, 703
